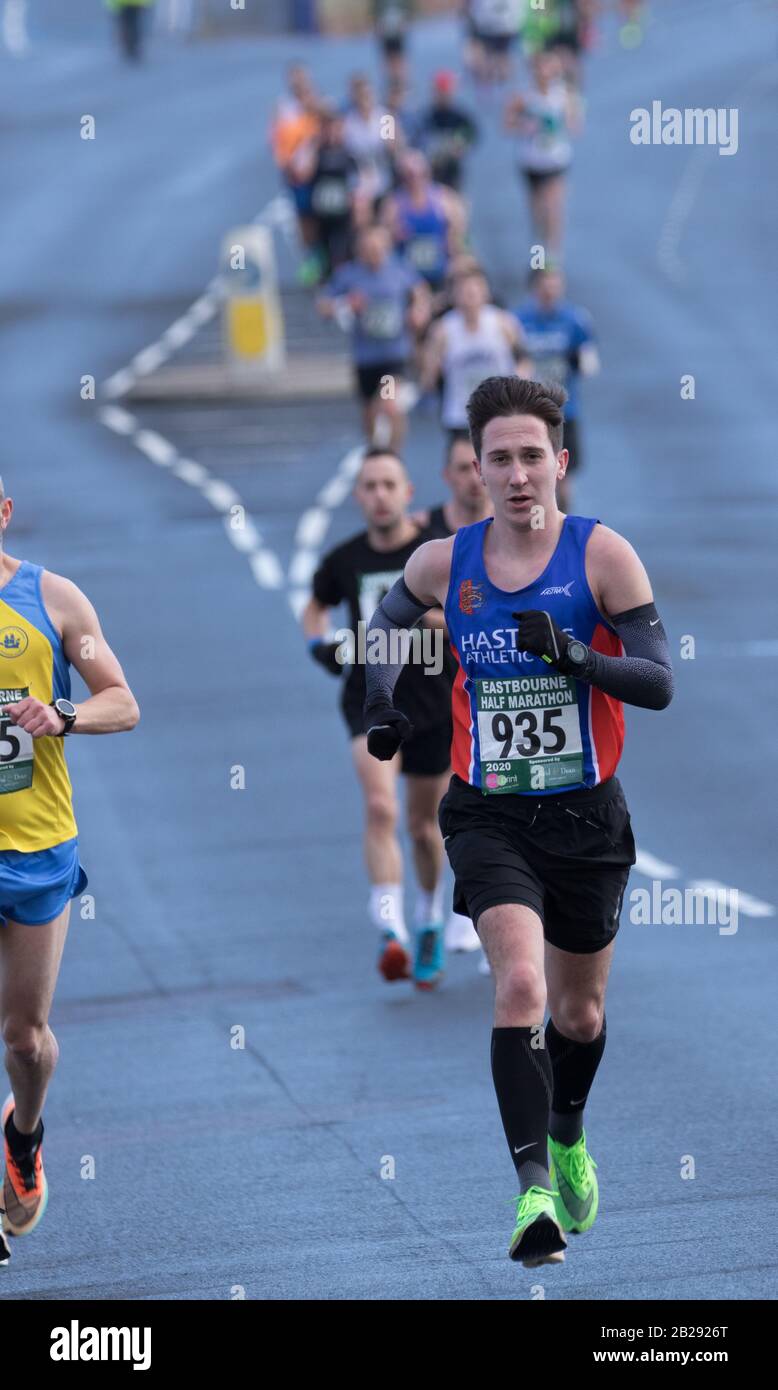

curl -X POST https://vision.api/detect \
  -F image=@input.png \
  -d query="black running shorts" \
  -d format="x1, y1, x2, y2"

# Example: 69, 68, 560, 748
343, 687, 452, 777
438, 774, 636, 953
355, 359, 407, 402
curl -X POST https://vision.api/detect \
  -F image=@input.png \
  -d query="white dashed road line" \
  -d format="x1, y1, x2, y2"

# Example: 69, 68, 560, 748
99, 198, 286, 591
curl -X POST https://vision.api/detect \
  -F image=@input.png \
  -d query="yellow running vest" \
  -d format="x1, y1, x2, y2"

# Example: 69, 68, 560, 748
0, 562, 78, 852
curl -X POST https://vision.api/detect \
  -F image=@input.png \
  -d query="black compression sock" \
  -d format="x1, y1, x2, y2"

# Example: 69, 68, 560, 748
6, 1113, 43, 1154
491, 1026, 553, 1193
546, 1016, 606, 1147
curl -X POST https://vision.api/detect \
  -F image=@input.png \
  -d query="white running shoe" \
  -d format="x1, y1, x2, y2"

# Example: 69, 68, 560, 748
445, 912, 481, 952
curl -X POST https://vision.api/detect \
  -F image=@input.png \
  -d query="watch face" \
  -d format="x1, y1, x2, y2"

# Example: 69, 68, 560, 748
568, 641, 587, 665
56, 699, 76, 717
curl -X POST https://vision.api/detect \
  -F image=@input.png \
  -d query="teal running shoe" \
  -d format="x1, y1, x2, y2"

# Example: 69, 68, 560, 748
509, 1186, 567, 1266
548, 1130, 599, 1234
413, 923, 445, 990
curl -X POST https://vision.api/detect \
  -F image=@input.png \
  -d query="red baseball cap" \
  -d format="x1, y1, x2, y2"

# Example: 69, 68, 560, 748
433, 70, 456, 93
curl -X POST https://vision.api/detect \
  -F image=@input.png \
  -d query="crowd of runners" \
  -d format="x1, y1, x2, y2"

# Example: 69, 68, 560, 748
275, 0, 618, 982
276, 0, 673, 1268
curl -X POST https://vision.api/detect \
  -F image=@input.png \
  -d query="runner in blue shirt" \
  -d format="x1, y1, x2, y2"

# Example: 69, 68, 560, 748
317, 224, 431, 452
514, 266, 599, 510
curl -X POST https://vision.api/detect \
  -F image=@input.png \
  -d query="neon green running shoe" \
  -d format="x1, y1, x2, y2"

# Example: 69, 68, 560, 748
548, 1131, 599, 1234
508, 1186, 567, 1267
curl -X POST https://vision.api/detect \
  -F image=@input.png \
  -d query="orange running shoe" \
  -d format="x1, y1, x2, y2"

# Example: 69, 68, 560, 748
2, 1094, 48, 1237
377, 931, 411, 982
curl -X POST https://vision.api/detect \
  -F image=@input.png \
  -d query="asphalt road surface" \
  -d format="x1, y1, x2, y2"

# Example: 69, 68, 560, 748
1, 0, 776, 1299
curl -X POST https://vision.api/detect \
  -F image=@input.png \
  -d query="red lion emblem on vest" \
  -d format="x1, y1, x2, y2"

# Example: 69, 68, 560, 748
459, 579, 485, 614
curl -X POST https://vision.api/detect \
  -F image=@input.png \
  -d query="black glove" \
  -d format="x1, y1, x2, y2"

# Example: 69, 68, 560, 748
364, 703, 414, 761
308, 638, 345, 677
512, 610, 570, 668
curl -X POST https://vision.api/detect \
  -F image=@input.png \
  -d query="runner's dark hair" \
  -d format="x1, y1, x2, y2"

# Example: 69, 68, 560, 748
466, 376, 567, 458
445, 429, 472, 465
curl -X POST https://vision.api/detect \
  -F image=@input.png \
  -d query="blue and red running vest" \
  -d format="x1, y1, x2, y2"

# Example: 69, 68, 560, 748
443, 516, 625, 795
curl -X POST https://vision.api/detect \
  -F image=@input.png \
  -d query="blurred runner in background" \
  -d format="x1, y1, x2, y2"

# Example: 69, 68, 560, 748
505, 49, 580, 260
420, 267, 527, 433
317, 224, 430, 452
373, 0, 413, 86
416, 71, 479, 192
412, 430, 493, 956
343, 75, 403, 222
303, 450, 452, 989
106, 0, 155, 63
383, 151, 467, 294
468, 0, 525, 85
298, 106, 361, 278
270, 66, 324, 285
514, 266, 599, 509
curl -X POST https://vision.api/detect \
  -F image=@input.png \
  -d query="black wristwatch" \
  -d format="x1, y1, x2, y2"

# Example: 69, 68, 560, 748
562, 640, 590, 676
51, 698, 77, 735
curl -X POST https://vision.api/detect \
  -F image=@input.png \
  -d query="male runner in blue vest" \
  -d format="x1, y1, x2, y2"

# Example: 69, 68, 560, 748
362, 376, 673, 1265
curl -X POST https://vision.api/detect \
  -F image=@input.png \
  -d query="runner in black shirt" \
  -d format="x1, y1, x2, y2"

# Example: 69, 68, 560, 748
299, 107, 360, 276
417, 71, 479, 192
413, 429, 492, 956
303, 449, 453, 988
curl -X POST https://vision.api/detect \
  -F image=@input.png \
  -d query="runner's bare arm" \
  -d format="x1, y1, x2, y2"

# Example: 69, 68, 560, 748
407, 280, 432, 334
585, 525, 653, 618
40, 573, 139, 734
419, 319, 446, 392
515, 526, 673, 710
404, 537, 454, 610
301, 594, 330, 641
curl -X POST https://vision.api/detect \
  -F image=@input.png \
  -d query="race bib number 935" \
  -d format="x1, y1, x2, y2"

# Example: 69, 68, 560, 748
476, 673, 583, 793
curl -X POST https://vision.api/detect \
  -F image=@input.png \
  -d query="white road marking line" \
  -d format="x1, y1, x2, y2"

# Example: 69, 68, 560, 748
287, 443, 364, 605
250, 550, 284, 589
131, 343, 168, 376
102, 368, 137, 401
296, 507, 329, 549
223, 516, 261, 551
2, 0, 27, 56
657, 61, 776, 285
201, 479, 240, 511
745, 639, 778, 657
634, 850, 680, 880
687, 881, 775, 918
172, 458, 208, 485
134, 429, 176, 467
98, 197, 285, 591
97, 405, 136, 436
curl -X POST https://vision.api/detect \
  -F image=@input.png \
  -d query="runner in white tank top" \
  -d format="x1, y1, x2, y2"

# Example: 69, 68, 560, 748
420, 266, 529, 430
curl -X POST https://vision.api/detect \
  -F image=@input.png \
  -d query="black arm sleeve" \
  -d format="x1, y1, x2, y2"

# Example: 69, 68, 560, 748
311, 553, 342, 609
581, 603, 673, 710
362, 577, 433, 711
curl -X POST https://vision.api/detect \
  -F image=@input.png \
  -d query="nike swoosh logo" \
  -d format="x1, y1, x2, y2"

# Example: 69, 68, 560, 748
556, 1170, 594, 1222
650, 619, 660, 626
513, 1142, 536, 1156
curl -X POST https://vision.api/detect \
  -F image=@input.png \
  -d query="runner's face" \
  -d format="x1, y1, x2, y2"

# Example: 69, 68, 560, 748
537, 272, 563, 309
445, 444, 484, 509
479, 415, 564, 528
360, 230, 388, 269
355, 460, 412, 531
455, 274, 487, 312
